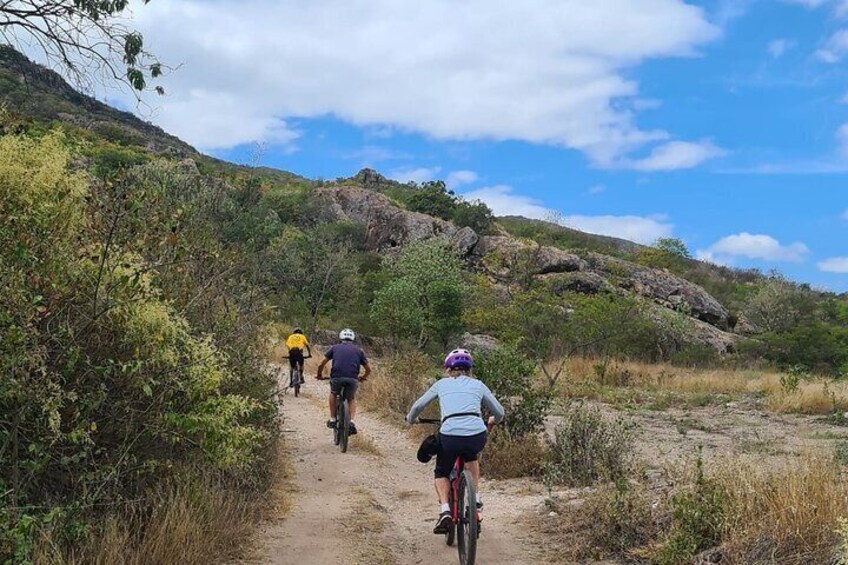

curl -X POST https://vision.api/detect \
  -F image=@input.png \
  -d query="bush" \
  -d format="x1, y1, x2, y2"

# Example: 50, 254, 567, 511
480, 434, 546, 479
545, 402, 633, 487
473, 345, 551, 439
583, 480, 658, 556
655, 454, 725, 565
359, 351, 438, 422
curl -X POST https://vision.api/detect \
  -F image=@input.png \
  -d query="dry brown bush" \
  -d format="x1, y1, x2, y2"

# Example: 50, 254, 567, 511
480, 433, 546, 479
359, 351, 438, 423
717, 456, 848, 564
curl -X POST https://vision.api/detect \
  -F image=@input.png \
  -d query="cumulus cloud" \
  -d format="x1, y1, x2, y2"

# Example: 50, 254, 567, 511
446, 170, 479, 189
560, 214, 673, 244
588, 185, 606, 195
697, 233, 809, 263
462, 185, 552, 219
628, 140, 725, 171
389, 167, 441, 184
121, 0, 718, 164
819, 257, 848, 273
462, 185, 672, 244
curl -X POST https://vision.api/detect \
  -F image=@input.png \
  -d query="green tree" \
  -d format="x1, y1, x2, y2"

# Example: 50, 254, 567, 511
453, 199, 494, 233
655, 237, 692, 258
1, 1, 163, 95
407, 180, 456, 220
370, 239, 467, 347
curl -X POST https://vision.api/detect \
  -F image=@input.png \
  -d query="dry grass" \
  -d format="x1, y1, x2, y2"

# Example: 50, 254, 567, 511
35, 445, 292, 565
718, 456, 848, 564
480, 433, 547, 479
557, 357, 848, 415
359, 351, 437, 423
350, 433, 382, 456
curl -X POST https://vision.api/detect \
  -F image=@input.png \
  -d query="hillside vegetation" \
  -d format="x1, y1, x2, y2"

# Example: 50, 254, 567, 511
3, 46, 848, 564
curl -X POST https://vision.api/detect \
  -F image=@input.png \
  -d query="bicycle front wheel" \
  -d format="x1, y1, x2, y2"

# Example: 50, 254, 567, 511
293, 368, 301, 397
457, 470, 477, 565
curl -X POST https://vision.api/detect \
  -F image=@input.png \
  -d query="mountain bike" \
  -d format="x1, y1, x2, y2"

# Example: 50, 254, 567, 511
317, 377, 352, 453
417, 418, 479, 565
281, 354, 311, 397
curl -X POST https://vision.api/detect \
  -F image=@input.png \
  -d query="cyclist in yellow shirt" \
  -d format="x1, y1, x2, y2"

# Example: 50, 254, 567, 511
285, 327, 312, 386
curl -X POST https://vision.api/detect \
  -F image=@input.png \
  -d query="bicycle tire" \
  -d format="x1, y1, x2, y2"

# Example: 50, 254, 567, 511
339, 399, 350, 453
333, 395, 341, 446
292, 368, 300, 397
457, 470, 477, 565
445, 485, 456, 547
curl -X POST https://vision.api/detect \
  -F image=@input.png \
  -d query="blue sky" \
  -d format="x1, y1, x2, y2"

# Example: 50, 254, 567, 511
114, 0, 848, 291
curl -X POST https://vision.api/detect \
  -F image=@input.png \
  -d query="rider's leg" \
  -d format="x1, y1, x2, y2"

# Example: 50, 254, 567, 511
434, 478, 450, 505
328, 392, 338, 420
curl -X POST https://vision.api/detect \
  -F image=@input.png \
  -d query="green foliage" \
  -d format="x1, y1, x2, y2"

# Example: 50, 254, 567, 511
656, 237, 692, 258
655, 453, 725, 565
544, 402, 634, 487
583, 480, 657, 556
370, 239, 467, 347
0, 131, 276, 561
473, 345, 551, 439
404, 180, 494, 233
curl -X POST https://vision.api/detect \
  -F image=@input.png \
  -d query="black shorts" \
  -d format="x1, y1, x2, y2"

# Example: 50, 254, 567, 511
434, 432, 488, 479
288, 349, 304, 368
330, 377, 358, 401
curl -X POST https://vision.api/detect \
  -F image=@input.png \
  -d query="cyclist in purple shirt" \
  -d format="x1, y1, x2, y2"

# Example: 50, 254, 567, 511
316, 328, 371, 435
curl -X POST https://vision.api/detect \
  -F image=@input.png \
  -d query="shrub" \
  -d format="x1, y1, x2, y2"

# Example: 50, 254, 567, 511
474, 345, 551, 439
583, 480, 658, 556
480, 434, 546, 479
655, 454, 725, 565
545, 402, 633, 487
359, 351, 438, 422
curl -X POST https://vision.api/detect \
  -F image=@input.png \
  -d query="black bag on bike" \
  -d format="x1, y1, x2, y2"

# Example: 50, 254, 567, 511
417, 433, 440, 463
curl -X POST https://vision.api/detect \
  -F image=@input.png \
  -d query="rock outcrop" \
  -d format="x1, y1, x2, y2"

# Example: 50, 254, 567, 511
313, 186, 478, 255
313, 185, 736, 352
585, 253, 730, 328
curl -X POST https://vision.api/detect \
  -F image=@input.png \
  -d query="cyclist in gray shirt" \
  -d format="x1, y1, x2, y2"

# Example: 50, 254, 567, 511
406, 349, 505, 534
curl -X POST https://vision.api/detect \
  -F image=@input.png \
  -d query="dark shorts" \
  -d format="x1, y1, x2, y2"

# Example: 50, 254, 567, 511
434, 432, 488, 479
288, 349, 304, 369
330, 377, 358, 401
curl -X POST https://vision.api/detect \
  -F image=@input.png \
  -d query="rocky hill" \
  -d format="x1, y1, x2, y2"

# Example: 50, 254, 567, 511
3, 46, 844, 363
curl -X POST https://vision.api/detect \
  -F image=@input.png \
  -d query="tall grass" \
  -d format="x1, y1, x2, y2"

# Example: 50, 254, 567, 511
558, 357, 848, 415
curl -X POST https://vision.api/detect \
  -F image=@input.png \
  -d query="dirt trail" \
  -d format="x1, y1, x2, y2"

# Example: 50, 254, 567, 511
247, 375, 542, 565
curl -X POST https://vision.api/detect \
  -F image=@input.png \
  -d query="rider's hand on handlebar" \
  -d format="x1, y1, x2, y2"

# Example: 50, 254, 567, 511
486, 416, 496, 430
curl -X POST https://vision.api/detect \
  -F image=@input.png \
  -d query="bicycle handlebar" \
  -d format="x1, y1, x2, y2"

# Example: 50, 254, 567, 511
281, 355, 313, 360
416, 418, 441, 425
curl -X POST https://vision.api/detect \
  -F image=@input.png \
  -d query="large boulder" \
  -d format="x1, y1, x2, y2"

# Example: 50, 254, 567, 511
313, 186, 478, 255
474, 236, 586, 275
586, 253, 730, 328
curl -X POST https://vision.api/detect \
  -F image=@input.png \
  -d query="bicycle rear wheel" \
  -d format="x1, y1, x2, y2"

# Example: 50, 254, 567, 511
292, 368, 300, 397
445, 486, 456, 547
333, 395, 341, 446
339, 399, 350, 453
457, 470, 477, 565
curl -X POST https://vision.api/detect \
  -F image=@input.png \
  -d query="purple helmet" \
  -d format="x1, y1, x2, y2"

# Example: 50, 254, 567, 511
444, 348, 474, 369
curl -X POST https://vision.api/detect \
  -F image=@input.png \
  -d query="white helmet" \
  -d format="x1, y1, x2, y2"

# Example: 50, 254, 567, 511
339, 328, 356, 341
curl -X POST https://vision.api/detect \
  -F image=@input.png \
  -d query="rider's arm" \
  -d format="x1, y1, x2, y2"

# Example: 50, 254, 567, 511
360, 361, 371, 381
405, 381, 440, 425
316, 357, 329, 379
480, 382, 506, 425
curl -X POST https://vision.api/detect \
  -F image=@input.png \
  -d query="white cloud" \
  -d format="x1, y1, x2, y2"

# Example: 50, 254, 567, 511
122, 0, 718, 164
782, 0, 848, 16
819, 257, 848, 273
560, 214, 673, 244
697, 233, 810, 263
628, 140, 725, 171
588, 184, 606, 195
768, 39, 795, 58
446, 170, 479, 189
463, 185, 552, 219
817, 29, 848, 62
389, 167, 441, 184
344, 146, 410, 163
462, 185, 671, 244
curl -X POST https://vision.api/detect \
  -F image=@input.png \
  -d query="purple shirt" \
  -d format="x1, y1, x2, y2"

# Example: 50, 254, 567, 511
325, 342, 368, 379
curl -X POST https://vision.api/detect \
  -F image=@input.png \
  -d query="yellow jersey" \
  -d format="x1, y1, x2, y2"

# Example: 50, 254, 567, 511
286, 334, 309, 351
